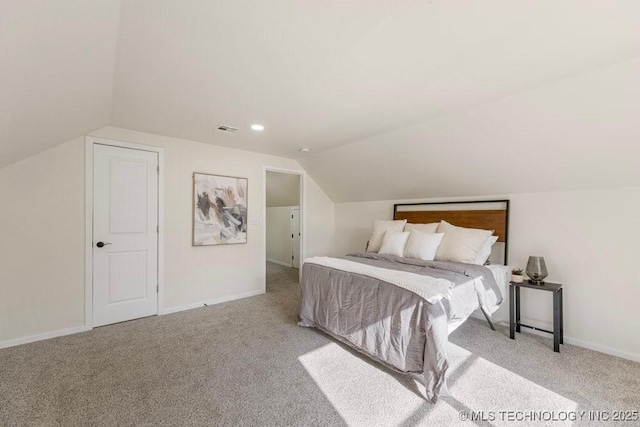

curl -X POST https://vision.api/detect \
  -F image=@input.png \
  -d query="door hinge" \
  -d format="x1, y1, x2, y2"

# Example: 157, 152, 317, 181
157, 225, 159, 233
292, 255, 294, 260
157, 166, 160, 174
157, 284, 159, 293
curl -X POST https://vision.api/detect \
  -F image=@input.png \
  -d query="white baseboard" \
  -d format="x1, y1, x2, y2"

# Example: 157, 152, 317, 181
267, 258, 292, 268
0, 325, 91, 350
4, 296, 638, 365
162, 289, 265, 315
0, 290, 265, 349
563, 336, 640, 363
496, 321, 640, 363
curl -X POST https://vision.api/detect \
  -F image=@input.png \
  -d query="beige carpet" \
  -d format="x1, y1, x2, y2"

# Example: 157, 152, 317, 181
1, 262, 639, 426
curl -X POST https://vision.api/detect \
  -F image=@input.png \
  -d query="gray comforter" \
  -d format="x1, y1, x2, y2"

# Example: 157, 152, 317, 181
298, 252, 501, 403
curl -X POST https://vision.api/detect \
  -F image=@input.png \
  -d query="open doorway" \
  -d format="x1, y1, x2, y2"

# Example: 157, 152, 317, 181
264, 168, 303, 292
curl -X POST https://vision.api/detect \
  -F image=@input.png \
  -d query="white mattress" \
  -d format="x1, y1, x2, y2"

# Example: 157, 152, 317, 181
486, 264, 511, 302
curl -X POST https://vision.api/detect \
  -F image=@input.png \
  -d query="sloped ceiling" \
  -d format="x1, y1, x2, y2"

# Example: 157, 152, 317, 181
0, 0, 121, 168
110, 0, 640, 161
2, 1, 640, 202
266, 172, 300, 207
299, 58, 640, 202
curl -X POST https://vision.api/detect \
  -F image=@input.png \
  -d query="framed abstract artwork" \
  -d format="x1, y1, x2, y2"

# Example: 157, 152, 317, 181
193, 173, 248, 246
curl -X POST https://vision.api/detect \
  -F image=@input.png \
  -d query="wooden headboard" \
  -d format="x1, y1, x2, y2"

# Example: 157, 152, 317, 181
393, 200, 510, 263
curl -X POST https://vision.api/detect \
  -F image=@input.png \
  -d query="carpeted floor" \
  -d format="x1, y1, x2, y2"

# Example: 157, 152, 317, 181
1, 262, 639, 426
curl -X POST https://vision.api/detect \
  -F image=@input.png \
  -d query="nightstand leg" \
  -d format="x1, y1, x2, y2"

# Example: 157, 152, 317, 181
553, 290, 561, 353
515, 286, 521, 333
559, 288, 564, 345
509, 284, 515, 339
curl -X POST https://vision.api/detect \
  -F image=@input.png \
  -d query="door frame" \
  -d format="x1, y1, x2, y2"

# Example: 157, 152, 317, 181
263, 166, 305, 287
84, 136, 165, 329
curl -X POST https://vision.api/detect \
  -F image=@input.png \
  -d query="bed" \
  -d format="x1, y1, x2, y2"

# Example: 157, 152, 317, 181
298, 200, 510, 402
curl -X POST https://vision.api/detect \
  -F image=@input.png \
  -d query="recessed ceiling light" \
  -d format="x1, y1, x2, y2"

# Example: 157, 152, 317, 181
299, 147, 310, 153
251, 124, 264, 131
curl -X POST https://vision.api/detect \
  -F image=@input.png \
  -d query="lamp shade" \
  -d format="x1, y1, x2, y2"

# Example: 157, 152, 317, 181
526, 256, 548, 283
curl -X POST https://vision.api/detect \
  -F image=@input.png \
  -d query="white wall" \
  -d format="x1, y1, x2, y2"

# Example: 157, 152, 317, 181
0, 126, 335, 345
333, 187, 640, 361
266, 206, 297, 266
0, 137, 86, 343
6, 125, 636, 366
89, 127, 333, 310
305, 176, 335, 260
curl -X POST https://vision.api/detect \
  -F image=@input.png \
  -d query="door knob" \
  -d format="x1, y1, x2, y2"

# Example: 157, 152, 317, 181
96, 242, 112, 248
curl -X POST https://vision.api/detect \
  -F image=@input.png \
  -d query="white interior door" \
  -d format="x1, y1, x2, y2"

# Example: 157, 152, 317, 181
291, 207, 300, 269
93, 144, 159, 327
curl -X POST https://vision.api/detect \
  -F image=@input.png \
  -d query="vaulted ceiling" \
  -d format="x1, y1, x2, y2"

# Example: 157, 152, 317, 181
0, 0, 121, 168
266, 172, 300, 207
2, 1, 640, 201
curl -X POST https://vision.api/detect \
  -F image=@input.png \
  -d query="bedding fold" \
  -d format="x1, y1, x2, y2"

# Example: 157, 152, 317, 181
343, 252, 502, 310
303, 256, 454, 304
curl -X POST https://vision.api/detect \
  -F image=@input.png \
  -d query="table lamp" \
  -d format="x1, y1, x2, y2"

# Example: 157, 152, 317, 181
526, 256, 548, 284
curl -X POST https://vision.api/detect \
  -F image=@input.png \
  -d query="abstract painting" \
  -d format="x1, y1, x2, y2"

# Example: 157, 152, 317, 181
193, 173, 248, 246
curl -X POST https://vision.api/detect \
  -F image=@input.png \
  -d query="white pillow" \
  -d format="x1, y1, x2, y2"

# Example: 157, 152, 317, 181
366, 219, 407, 253
404, 232, 444, 261
474, 235, 499, 265
378, 231, 411, 257
435, 221, 493, 264
404, 222, 439, 233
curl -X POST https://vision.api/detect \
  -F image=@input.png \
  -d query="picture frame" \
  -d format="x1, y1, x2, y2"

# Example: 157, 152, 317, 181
192, 173, 248, 246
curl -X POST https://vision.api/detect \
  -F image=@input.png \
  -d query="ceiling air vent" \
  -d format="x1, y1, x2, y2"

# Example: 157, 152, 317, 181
217, 125, 238, 133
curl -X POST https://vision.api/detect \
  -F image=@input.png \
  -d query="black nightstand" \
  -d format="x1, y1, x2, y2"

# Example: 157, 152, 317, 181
509, 281, 564, 352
